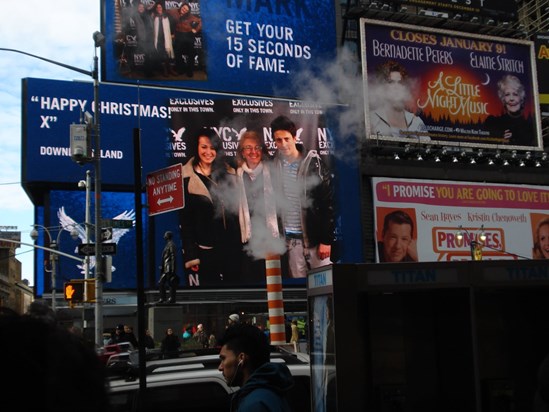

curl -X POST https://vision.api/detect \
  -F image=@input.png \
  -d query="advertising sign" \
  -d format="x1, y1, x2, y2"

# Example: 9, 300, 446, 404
395, 0, 484, 14
394, 0, 517, 18
373, 177, 549, 263
24, 78, 363, 291
23, 78, 340, 186
534, 33, 549, 116
361, 19, 542, 150
102, 0, 337, 98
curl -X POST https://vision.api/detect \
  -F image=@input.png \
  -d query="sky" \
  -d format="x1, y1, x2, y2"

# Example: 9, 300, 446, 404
0, 1, 100, 285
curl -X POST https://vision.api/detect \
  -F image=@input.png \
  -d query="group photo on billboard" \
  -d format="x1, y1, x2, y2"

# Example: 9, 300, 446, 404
161, 98, 338, 288
104, 0, 337, 97
373, 177, 549, 263
361, 19, 542, 150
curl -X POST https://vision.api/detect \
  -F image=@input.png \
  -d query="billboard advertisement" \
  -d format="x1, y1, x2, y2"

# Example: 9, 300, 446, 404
23, 78, 363, 292
372, 177, 549, 263
361, 19, 542, 150
32, 190, 139, 296
102, 0, 337, 98
393, 0, 518, 18
534, 32, 549, 116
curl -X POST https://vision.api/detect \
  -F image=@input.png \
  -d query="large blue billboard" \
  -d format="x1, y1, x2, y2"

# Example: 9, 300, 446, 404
102, 0, 337, 97
23, 78, 362, 293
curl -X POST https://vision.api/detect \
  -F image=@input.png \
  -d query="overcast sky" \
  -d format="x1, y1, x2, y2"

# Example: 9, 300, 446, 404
0, 1, 100, 285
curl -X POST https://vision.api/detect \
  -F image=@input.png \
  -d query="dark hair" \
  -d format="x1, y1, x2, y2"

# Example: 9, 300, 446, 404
218, 323, 270, 370
376, 60, 408, 84
270, 115, 297, 138
0, 307, 110, 411
382, 210, 414, 238
191, 128, 228, 175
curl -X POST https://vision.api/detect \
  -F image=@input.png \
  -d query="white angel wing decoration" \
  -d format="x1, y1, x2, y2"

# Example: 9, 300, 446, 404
57, 206, 94, 275
57, 206, 86, 242
56, 207, 135, 275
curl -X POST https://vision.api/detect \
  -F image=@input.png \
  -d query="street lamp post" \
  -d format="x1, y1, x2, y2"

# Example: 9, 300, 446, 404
78, 170, 92, 281
30, 225, 79, 311
92, 31, 106, 348
78, 170, 92, 329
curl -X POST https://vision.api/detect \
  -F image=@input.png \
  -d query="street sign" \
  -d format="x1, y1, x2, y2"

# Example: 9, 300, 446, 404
101, 227, 113, 242
77, 243, 117, 256
146, 163, 185, 216
102, 218, 133, 229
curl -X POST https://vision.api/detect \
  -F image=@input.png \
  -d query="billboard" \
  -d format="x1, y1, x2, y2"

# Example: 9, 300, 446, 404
393, 0, 518, 18
102, 0, 337, 98
372, 177, 549, 263
23, 78, 363, 291
361, 19, 542, 150
31, 190, 139, 296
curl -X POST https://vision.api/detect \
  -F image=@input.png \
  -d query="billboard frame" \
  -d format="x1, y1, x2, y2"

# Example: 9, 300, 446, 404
360, 18, 542, 152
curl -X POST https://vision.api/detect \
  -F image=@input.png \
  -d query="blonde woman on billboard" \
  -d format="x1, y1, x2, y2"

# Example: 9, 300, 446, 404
370, 60, 430, 142
236, 130, 285, 283
485, 74, 535, 147
533, 217, 549, 259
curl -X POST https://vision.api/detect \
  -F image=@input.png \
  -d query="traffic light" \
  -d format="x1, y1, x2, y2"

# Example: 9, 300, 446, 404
64, 281, 84, 302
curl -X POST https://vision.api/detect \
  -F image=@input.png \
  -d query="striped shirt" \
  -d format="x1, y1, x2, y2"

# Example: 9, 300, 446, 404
282, 159, 302, 236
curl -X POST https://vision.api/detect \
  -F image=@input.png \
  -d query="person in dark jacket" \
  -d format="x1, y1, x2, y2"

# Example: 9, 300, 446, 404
218, 323, 294, 412
143, 329, 156, 349
270, 115, 336, 278
123, 324, 139, 348
173, 2, 202, 76
108, 323, 127, 345
158, 230, 178, 303
160, 327, 181, 358
179, 128, 241, 286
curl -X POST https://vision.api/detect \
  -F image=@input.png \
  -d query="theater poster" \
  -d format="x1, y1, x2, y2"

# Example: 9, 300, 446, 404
534, 32, 549, 116
361, 19, 542, 151
372, 177, 549, 263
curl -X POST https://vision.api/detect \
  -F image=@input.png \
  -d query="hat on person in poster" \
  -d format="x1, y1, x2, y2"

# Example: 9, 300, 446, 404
229, 314, 239, 322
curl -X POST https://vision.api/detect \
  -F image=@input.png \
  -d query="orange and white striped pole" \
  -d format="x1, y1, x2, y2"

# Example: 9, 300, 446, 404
265, 254, 285, 345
